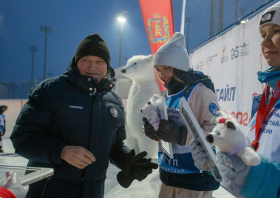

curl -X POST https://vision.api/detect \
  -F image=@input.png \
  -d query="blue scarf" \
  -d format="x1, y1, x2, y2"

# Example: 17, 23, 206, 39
257, 67, 280, 89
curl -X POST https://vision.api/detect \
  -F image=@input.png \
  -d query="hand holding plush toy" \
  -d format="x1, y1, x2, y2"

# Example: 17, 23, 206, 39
141, 101, 160, 129
141, 99, 161, 141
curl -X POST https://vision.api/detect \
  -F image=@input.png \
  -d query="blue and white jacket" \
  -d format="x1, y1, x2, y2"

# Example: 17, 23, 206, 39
0, 114, 4, 133
158, 83, 220, 191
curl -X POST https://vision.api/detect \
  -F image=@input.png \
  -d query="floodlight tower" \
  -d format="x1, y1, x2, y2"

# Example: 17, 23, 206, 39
235, 0, 240, 21
210, 0, 215, 37
40, 25, 52, 80
240, 7, 246, 18
185, 17, 192, 51
29, 45, 38, 88
117, 11, 127, 67
219, 0, 224, 31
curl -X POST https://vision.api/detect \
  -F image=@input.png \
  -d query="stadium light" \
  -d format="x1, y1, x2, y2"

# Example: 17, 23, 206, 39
117, 12, 127, 67
117, 17, 126, 23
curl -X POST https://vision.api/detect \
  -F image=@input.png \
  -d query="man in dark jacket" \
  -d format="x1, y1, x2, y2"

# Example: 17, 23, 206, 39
10, 34, 158, 198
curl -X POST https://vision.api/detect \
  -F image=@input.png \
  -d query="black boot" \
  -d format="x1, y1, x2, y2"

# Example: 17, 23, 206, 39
0, 146, 3, 153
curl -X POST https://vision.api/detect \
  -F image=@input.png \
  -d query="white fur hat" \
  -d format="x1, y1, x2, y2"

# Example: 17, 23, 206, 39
258, 2, 280, 34
153, 32, 190, 72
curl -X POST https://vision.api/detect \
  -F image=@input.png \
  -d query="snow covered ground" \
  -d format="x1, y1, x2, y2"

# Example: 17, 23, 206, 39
0, 137, 235, 198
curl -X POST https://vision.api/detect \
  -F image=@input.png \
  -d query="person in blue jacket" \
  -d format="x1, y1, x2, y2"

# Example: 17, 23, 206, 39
191, 2, 280, 198
10, 34, 158, 198
0, 105, 8, 153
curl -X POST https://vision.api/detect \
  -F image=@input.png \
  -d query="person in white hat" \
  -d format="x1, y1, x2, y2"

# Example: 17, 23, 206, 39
192, 2, 280, 198
143, 32, 221, 198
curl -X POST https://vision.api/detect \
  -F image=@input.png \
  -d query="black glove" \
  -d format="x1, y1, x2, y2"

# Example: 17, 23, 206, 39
117, 149, 158, 188
142, 117, 156, 140
156, 119, 187, 145
1, 128, 5, 136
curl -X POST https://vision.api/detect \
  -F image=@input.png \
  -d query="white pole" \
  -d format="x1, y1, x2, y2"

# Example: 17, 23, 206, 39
180, 0, 187, 34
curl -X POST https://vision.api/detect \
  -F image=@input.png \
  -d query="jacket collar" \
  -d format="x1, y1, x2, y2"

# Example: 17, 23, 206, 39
164, 69, 215, 95
61, 56, 114, 93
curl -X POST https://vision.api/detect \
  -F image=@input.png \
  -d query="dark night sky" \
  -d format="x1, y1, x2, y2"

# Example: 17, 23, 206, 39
0, 0, 270, 84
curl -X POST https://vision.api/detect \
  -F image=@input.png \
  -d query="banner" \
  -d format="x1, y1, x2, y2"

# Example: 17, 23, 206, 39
139, 0, 175, 54
139, 0, 175, 91
189, 13, 270, 132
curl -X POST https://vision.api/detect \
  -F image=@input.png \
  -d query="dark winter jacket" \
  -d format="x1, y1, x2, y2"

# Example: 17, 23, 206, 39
10, 57, 130, 198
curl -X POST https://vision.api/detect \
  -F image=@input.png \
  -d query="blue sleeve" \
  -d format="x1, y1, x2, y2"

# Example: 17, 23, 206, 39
0, 115, 4, 132
240, 154, 280, 198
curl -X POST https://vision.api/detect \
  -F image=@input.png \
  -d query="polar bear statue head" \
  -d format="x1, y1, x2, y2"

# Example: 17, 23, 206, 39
121, 55, 156, 82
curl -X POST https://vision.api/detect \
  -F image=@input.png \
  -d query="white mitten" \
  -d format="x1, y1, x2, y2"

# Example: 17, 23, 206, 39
0, 172, 29, 198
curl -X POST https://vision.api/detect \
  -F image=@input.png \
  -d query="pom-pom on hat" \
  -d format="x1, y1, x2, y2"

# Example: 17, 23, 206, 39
153, 32, 189, 72
258, 2, 280, 34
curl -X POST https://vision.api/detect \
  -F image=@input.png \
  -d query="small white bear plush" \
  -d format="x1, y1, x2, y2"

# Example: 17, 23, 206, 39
141, 99, 160, 131
206, 113, 261, 166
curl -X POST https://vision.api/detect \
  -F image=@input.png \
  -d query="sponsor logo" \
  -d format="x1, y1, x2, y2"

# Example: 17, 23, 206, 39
240, 39, 249, 57
109, 107, 118, 118
231, 46, 239, 60
209, 103, 219, 116
147, 13, 170, 44
69, 105, 83, 109
206, 53, 218, 67
215, 84, 236, 102
195, 60, 204, 70
221, 44, 229, 63
260, 11, 275, 25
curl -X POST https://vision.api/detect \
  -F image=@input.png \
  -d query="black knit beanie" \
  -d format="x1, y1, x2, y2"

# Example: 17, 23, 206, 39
75, 34, 111, 69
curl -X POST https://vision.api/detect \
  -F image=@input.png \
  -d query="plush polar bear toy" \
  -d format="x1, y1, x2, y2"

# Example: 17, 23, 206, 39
141, 96, 161, 131
206, 113, 261, 166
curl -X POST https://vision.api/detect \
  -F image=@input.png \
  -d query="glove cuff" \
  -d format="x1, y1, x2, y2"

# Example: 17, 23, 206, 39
176, 126, 188, 146
117, 171, 134, 188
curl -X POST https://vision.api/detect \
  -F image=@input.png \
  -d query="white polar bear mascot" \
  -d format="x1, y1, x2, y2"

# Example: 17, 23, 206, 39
121, 54, 161, 159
